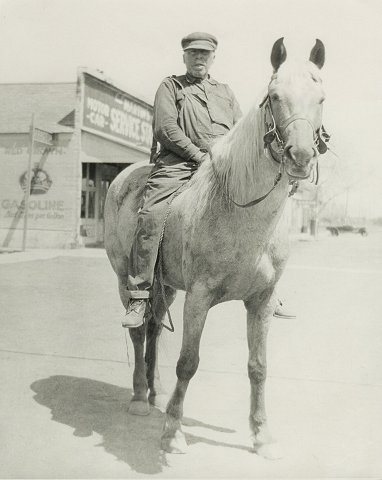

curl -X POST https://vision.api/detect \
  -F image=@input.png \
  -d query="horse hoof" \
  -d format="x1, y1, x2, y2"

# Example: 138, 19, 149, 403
128, 400, 150, 416
149, 393, 168, 412
253, 442, 282, 460
161, 430, 188, 454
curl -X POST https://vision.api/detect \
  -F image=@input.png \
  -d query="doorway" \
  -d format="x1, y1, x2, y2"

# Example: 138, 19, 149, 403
80, 163, 125, 246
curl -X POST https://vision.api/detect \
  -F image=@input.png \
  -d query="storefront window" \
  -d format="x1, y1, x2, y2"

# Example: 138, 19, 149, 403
99, 179, 110, 218
81, 163, 96, 219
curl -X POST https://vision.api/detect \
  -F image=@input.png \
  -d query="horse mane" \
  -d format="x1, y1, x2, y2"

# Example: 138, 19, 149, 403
189, 99, 266, 212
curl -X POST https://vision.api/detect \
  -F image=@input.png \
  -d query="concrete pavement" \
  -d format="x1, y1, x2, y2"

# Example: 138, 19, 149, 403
0, 231, 381, 478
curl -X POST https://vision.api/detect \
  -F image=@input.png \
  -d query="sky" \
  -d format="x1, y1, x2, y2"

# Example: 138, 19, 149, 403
0, 0, 381, 218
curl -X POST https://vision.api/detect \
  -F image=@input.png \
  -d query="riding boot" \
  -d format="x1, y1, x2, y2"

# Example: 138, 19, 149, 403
122, 290, 150, 328
122, 299, 148, 328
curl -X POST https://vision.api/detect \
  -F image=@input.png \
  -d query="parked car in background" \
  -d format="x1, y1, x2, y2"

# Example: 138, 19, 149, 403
326, 225, 368, 236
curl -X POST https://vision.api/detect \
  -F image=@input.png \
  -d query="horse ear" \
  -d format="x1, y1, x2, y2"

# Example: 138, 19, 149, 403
309, 39, 325, 69
271, 37, 287, 72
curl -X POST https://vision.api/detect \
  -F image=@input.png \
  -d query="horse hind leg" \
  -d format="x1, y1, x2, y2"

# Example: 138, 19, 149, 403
145, 284, 177, 412
245, 290, 282, 459
128, 325, 151, 416
116, 279, 149, 416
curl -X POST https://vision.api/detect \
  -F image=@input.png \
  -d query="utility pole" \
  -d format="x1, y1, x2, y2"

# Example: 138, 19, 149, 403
22, 114, 35, 251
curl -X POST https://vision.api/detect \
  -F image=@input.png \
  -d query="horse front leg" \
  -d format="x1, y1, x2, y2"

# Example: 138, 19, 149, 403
161, 287, 210, 454
245, 292, 282, 459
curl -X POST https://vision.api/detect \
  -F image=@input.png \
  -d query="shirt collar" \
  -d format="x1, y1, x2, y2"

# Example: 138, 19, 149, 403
185, 73, 217, 86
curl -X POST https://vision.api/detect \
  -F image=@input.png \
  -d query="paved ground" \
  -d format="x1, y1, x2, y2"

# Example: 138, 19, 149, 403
0, 230, 381, 478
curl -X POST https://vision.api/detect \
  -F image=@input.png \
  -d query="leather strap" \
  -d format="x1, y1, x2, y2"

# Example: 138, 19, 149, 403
209, 148, 283, 208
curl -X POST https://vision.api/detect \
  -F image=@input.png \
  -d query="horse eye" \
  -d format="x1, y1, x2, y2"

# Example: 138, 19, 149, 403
271, 94, 279, 102
319, 97, 325, 104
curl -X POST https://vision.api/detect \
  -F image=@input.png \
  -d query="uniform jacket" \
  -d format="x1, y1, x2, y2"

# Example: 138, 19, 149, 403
152, 74, 242, 165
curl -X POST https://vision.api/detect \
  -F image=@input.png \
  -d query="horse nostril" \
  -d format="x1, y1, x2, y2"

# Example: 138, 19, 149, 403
284, 145, 313, 166
284, 145, 294, 160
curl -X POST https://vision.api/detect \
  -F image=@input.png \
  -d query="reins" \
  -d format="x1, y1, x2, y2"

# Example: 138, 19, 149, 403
209, 146, 284, 208
208, 94, 330, 209
208, 95, 302, 209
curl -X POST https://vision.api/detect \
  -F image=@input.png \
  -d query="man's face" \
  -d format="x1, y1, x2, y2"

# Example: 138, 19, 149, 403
183, 49, 215, 79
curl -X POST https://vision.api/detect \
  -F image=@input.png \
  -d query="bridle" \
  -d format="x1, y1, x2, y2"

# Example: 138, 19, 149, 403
261, 94, 330, 165
210, 94, 330, 209
260, 94, 330, 195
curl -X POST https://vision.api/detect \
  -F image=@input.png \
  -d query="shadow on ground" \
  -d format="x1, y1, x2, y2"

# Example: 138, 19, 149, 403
31, 376, 250, 474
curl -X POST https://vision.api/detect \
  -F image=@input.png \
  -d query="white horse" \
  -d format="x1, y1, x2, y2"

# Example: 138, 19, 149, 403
105, 38, 327, 458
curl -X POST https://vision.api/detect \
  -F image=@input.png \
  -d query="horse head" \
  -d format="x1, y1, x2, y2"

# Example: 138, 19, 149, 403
265, 37, 326, 180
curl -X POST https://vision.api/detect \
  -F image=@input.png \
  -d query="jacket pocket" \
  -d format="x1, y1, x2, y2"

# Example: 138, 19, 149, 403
207, 94, 234, 129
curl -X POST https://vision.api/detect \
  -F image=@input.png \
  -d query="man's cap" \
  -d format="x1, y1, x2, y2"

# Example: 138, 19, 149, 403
181, 32, 218, 51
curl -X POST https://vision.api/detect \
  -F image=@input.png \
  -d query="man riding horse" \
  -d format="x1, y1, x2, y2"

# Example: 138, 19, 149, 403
123, 32, 294, 328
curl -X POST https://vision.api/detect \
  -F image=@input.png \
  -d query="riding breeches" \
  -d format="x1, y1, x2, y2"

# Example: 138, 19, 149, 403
127, 159, 197, 297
